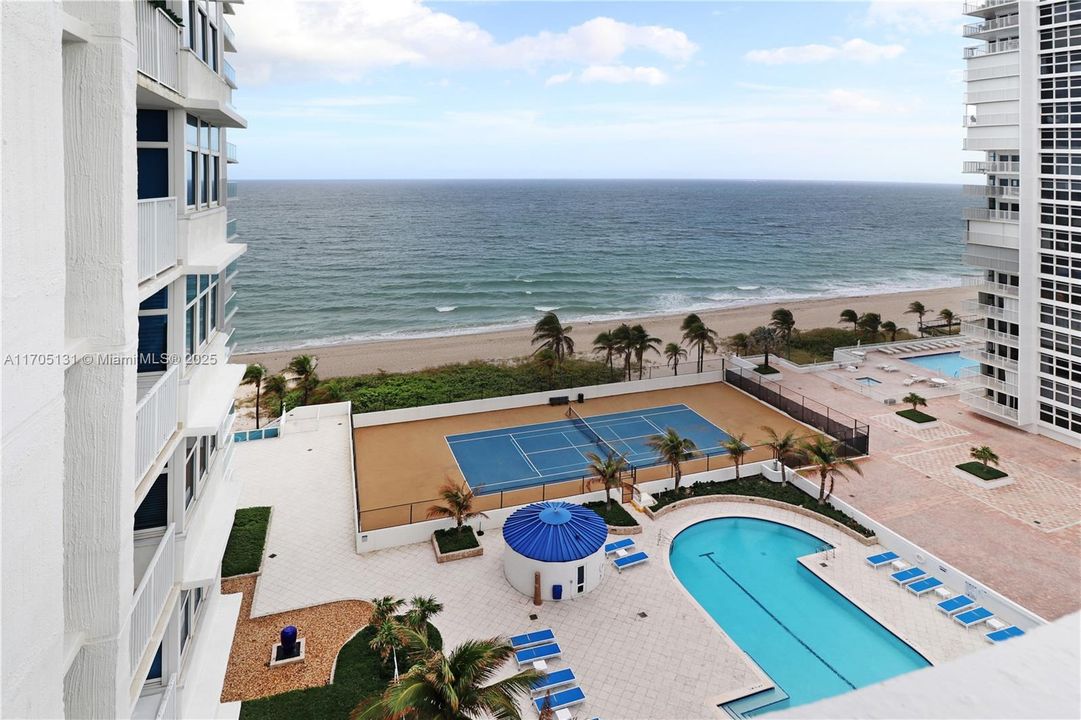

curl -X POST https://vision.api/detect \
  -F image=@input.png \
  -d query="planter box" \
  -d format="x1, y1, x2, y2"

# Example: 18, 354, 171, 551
952, 465, 1013, 489
895, 415, 939, 430
431, 532, 484, 563
269, 638, 306, 667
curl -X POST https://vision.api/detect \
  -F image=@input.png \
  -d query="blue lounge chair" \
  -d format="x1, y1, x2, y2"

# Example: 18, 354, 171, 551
890, 567, 926, 585
613, 551, 649, 572
515, 643, 561, 667
937, 594, 975, 615
604, 538, 635, 555
531, 668, 576, 695
986, 626, 1025, 643
866, 551, 899, 568
533, 686, 586, 713
954, 607, 994, 628
510, 628, 555, 650
906, 577, 943, 596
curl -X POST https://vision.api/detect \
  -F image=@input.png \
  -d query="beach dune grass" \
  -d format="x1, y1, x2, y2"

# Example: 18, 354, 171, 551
222, 507, 272, 578
956, 461, 1008, 482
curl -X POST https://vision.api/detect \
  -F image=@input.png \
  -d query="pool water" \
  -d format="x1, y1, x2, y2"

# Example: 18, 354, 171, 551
904, 351, 977, 378
855, 376, 881, 386
670, 518, 929, 716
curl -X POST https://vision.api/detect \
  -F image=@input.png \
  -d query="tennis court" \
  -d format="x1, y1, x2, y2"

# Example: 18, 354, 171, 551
446, 403, 736, 494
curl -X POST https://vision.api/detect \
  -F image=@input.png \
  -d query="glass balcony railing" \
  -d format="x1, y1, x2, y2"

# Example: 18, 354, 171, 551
222, 59, 237, 88
226, 142, 238, 163
226, 181, 238, 200
226, 217, 238, 238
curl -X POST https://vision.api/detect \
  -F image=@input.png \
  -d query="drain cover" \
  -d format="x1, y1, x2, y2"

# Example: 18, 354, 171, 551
819, 562, 828, 567
529, 613, 538, 621
269, 553, 277, 559
638, 611, 648, 618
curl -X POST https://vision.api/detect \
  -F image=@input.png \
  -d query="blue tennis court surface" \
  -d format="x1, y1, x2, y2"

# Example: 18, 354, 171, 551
446, 403, 735, 494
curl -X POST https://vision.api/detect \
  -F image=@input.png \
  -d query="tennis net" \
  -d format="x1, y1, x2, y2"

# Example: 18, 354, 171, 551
567, 406, 621, 457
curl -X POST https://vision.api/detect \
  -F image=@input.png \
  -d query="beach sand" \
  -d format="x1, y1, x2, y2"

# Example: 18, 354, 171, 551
236, 285, 971, 378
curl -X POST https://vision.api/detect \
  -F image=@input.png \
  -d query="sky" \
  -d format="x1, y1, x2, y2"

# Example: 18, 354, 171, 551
229, 1, 969, 182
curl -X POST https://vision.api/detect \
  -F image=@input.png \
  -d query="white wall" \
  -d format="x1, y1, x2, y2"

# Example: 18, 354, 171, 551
504, 548, 606, 602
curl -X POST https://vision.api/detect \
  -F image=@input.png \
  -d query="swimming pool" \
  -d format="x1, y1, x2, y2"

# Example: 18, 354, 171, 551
903, 351, 977, 378
670, 518, 928, 716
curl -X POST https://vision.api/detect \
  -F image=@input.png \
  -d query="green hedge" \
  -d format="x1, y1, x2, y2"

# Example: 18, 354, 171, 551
897, 409, 937, 424
956, 461, 1008, 481
649, 475, 873, 537
583, 500, 639, 527
433, 526, 479, 553
222, 507, 271, 578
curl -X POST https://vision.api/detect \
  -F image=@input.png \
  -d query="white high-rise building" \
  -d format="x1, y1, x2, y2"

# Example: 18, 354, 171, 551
2, 1, 247, 717
961, 0, 1081, 444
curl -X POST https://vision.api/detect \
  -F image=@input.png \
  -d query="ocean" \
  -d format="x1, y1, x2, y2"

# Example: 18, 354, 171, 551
231, 180, 967, 352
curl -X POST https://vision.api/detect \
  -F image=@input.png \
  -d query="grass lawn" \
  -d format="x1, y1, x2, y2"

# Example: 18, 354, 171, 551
754, 364, 780, 375
433, 526, 480, 553
583, 500, 639, 527
956, 461, 1008, 481
650, 474, 873, 537
896, 409, 937, 424
222, 507, 272, 578
239, 626, 387, 720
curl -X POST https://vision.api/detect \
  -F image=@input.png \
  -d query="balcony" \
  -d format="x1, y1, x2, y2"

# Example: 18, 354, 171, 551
226, 142, 238, 163
963, 207, 1019, 222
962, 184, 1019, 200
963, 160, 1020, 174
962, 137, 1019, 151
226, 217, 238, 239
963, 0, 1018, 18
964, 38, 1020, 58
962, 112, 1019, 127
135, 365, 179, 486
226, 181, 238, 200
222, 18, 237, 53
960, 367, 1017, 394
135, 0, 181, 92
962, 347, 1020, 371
979, 279, 1020, 297
963, 65, 1019, 82
137, 198, 178, 284
130, 525, 177, 676
961, 389, 1020, 421
963, 15, 1019, 39
961, 299, 1019, 323
961, 320, 1020, 346
964, 88, 1020, 104
963, 250, 1019, 273
222, 59, 237, 89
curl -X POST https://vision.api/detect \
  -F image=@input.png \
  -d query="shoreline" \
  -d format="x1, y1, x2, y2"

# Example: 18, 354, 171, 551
235, 285, 972, 379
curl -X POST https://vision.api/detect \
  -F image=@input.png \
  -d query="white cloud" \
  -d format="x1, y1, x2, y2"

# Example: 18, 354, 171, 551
231, 1, 697, 83
545, 72, 575, 87
579, 65, 669, 86
825, 89, 883, 114
745, 38, 905, 65
306, 95, 415, 107
866, 1, 960, 35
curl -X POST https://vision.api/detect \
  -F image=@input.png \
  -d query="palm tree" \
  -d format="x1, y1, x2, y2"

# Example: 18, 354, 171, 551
242, 363, 267, 429
881, 320, 904, 342
681, 314, 718, 373
749, 325, 777, 367
534, 348, 557, 388
761, 425, 800, 485
726, 332, 751, 357
354, 630, 542, 720
646, 428, 699, 494
720, 434, 747, 480
970, 445, 1000, 469
664, 342, 688, 375
263, 373, 289, 418
905, 301, 930, 337
937, 308, 956, 336
369, 595, 406, 629
902, 392, 927, 412
592, 330, 618, 370
287, 354, 319, 406
770, 308, 796, 358
839, 309, 859, 333
612, 323, 634, 380
404, 595, 444, 633
531, 312, 574, 365
797, 435, 863, 504
426, 479, 489, 530
628, 324, 661, 379
584, 449, 629, 508
369, 619, 405, 682
857, 312, 882, 341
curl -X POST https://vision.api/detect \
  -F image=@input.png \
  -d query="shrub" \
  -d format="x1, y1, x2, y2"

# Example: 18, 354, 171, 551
582, 501, 638, 527
896, 409, 937, 424
956, 461, 1008, 481
433, 526, 480, 553
221, 507, 271, 577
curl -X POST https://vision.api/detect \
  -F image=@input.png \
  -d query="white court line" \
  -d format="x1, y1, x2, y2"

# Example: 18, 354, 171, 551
508, 434, 543, 478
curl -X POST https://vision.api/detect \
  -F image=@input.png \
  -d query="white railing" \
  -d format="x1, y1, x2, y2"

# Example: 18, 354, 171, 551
960, 367, 1016, 394
961, 320, 1020, 346
962, 137, 1019, 151
137, 197, 177, 283
961, 390, 1020, 420
135, 0, 181, 92
130, 525, 176, 675
963, 230, 1017, 247
961, 299, 1019, 323
964, 88, 1020, 104
135, 365, 179, 485
962, 184, 1019, 199
962, 160, 1020, 173
962, 112, 1020, 126
962, 207, 1019, 222
963, 65, 1019, 81
226, 142, 237, 163
962, 251, 1019, 273
963, 0, 1017, 15
963, 15, 1019, 37
964, 38, 1020, 58
963, 347, 1020, 371
980, 279, 1019, 296
154, 674, 178, 720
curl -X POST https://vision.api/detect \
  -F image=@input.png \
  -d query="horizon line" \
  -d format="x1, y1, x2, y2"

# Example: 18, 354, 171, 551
230, 177, 963, 185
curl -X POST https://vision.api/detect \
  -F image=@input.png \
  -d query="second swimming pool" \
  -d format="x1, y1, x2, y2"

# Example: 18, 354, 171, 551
670, 518, 928, 716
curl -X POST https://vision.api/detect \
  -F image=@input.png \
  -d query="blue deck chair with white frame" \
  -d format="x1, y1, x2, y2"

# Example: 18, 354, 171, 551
866, 551, 899, 568
531, 668, 577, 696
906, 577, 943, 596
890, 567, 926, 585
515, 643, 561, 667
985, 626, 1025, 643
954, 606, 994, 628
510, 629, 555, 650
613, 551, 648, 573
533, 686, 586, 714
604, 538, 635, 556
937, 594, 975, 616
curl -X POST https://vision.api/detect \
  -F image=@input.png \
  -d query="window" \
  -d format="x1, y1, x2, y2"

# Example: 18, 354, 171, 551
134, 471, 169, 531
183, 435, 218, 509
184, 274, 219, 355
576, 565, 585, 593
137, 110, 170, 200
180, 590, 192, 655
138, 288, 169, 372
146, 643, 163, 682
184, 114, 222, 210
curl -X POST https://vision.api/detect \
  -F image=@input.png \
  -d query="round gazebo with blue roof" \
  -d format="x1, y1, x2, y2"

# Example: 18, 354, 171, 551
503, 501, 609, 601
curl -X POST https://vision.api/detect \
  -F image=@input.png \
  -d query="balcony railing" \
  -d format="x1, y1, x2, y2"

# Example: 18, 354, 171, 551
962, 112, 1019, 127
963, 15, 1019, 38
962, 347, 1020, 371
963, 65, 1019, 81
963, 207, 1019, 222
962, 137, 1019, 151
963, 160, 1020, 174
222, 59, 237, 89
964, 38, 1020, 58
963, 251, 1019, 273
962, 184, 1019, 199
226, 217, 238, 238
961, 320, 1020, 346
154, 674, 178, 720
960, 367, 1016, 394
226, 142, 238, 163
135, 0, 181, 92
130, 525, 176, 675
963, 0, 1018, 17
980, 279, 1020, 296
961, 299, 1019, 323
961, 390, 1020, 421
226, 181, 238, 200
963, 230, 1018, 248
135, 365, 178, 485
964, 88, 1020, 103
223, 18, 237, 52
137, 197, 178, 283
